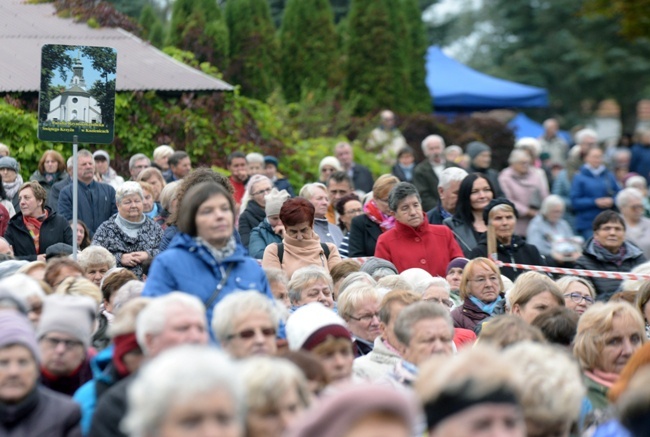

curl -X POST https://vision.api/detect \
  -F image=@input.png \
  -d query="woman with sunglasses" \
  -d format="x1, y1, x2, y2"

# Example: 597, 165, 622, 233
238, 174, 274, 249
556, 276, 596, 315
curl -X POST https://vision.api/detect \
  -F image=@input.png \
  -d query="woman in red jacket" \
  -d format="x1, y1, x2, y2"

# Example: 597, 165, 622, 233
374, 182, 463, 277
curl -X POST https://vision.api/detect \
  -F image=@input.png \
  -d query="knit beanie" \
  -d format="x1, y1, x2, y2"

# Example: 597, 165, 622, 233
264, 155, 279, 169
466, 141, 491, 161
286, 303, 351, 351
0, 260, 28, 279
446, 257, 469, 275
0, 157, 19, 173
36, 295, 96, 350
360, 257, 398, 277
286, 383, 418, 437
318, 156, 342, 173
0, 311, 40, 362
265, 188, 291, 217
482, 197, 519, 225
93, 150, 110, 164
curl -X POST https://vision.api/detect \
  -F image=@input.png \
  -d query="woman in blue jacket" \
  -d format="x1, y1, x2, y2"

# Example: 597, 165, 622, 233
570, 147, 620, 240
142, 182, 273, 326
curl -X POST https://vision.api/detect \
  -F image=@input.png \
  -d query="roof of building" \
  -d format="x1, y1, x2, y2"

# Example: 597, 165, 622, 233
0, 0, 234, 93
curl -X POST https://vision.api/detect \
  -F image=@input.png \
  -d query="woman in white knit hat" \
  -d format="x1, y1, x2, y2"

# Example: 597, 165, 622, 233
249, 188, 291, 259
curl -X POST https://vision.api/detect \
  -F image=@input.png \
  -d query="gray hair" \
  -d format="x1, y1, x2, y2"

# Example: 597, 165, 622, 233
626, 175, 648, 190
298, 182, 328, 201
240, 357, 311, 412
158, 180, 180, 211
77, 246, 116, 270
417, 277, 451, 295
616, 187, 644, 210
123, 345, 244, 437
116, 181, 144, 205
288, 266, 333, 305
421, 134, 445, 153
555, 276, 596, 299
539, 194, 566, 216
508, 149, 531, 165
212, 291, 280, 344
337, 283, 382, 320
575, 128, 598, 145
620, 261, 650, 292
113, 280, 144, 312
66, 156, 74, 169
0, 273, 45, 300
135, 292, 205, 354
246, 152, 265, 164
376, 275, 414, 292
241, 174, 272, 211
337, 272, 376, 297
388, 182, 421, 212
129, 153, 150, 170
514, 137, 541, 157
153, 145, 174, 160
264, 268, 288, 287
438, 167, 468, 190
394, 301, 453, 346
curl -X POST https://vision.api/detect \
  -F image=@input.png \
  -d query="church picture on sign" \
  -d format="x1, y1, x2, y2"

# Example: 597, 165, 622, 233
38, 44, 117, 144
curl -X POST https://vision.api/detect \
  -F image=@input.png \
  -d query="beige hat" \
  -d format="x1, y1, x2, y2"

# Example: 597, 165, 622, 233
265, 188, 290, 217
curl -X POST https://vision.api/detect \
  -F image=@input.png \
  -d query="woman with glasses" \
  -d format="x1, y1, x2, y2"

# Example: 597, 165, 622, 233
262, 198, 341, 279
556, 276, 596, 315
348, 175, 400, 257
337, 284, 382, 356
451, 257, 505, 332
238, 174, 274, 249
317, 156, 342, 184
143, 182, 273, 326
575, 210, 646, 301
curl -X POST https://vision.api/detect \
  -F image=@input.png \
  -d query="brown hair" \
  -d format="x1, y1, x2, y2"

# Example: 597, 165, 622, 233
137, 181, 154, 196
280, 198, 315, 227
167, 168, 234, 226
177, 182, 234, 237
372, 174, 400, 200
19, 181, 47, 206
136, 167, 165, 186
330, 260, 360, 288
479, 314, 546, 349
38, 150, 66, 174
44, 258, 84, 288
378, 289, 421, 325
101, 269, 138, 302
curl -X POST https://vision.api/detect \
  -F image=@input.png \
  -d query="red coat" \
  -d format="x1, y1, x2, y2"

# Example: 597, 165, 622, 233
374, 217, 464, 277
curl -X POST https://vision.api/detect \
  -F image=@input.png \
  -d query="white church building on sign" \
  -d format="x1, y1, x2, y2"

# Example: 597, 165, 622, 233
47, 56, 102, 123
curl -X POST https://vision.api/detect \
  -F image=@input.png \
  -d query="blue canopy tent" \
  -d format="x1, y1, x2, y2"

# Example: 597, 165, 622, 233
425, 46, 549, 111
508, 112, 572, 143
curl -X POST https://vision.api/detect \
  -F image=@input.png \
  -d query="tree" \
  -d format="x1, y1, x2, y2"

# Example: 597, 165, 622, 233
403, 0, 431, 112
138, 3, 164, 47
39, 45, 72, 122
583, 0, 650, 41
345, 0, 409, 114
168, 0, 229, 71
279, 0, 339, 103
225, 0, 279, 100
81, 47, 117, 126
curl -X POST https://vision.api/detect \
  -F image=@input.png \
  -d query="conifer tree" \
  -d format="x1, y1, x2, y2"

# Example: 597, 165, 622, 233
225, 0, 279, 100
403, 0, 431, 112
168, 0, 229, 70
279, 0, 339, 103
139, 4, 164, 47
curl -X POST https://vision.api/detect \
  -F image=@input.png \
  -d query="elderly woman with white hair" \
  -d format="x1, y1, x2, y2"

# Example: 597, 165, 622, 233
91, 181, 163, 279
212, 290, 280, 359
77, 245, 116, 287
625, 175, 650, 214
498, 148, 549, 235
241, 357, 311, 437
123, 345, 245, 437
338, 283, 383, 356
239, 174, 274, 248
526, 194, 580, 262
617, 187, 650, 258
288, 266, 335, 309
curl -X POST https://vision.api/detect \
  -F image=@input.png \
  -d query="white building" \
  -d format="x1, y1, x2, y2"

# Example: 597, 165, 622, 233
47, 56, 102, 123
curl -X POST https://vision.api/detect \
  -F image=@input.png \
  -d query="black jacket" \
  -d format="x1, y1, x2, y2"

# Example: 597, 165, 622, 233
444, 215, 481, 257
391, 164, 412, 182
413, 160, 457, 211
238, 200, 266, 248
47, 177, 72, 213
427, 206, 446, 225
469, 165, 504, 198
89, 373, 133, 437
4, 206, 73, 261
469, 235, 546, 281
575, 238, 646, 301
0, 386, 82, 437
351, 164, 374, 194
348, 214, 382, 257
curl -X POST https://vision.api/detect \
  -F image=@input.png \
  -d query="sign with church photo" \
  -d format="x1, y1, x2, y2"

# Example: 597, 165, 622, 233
38, 44, 117, 144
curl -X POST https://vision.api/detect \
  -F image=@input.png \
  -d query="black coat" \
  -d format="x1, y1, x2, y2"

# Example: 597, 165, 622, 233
348, 214, 382, 257
238, 200, 266, 248
352, 164, 374, 194
427, 206, 445, 225
89, 373, 133, 437
469, 235, 546, 281
4, 206, 73, 261
575, 238, 646, 301
0, 386, 82, 437
413, 160, 458, 211
47, 177, 72, 213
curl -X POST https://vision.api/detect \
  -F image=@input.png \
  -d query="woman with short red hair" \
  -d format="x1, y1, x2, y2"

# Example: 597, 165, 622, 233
262, 198, 341, 279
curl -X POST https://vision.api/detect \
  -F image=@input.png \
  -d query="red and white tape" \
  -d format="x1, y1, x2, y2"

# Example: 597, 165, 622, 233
495, 261, 650, 281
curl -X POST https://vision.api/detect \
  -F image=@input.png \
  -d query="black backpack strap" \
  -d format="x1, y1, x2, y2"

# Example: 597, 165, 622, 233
276, 242, 284, 265
320, 243, 330, 259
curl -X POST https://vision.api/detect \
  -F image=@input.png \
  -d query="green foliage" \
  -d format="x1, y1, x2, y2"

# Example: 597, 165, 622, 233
138, 3, 163, 44
167, 0, 229, 70
402, 0, 431, 113
225, 0, 279, 100
279, 0, 339, 103
583, 0, 650, 41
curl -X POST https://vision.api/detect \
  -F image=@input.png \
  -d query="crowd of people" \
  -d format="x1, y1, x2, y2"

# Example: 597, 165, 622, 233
0, 113, 650, 437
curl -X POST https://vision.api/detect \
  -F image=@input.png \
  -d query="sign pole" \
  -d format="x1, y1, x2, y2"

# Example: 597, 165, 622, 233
72, 136, 78, 260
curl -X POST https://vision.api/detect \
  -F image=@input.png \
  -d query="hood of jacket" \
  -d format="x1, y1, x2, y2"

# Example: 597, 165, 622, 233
89, 345, 115, 384
475, 233, 527, 253
582, 237, 644, 262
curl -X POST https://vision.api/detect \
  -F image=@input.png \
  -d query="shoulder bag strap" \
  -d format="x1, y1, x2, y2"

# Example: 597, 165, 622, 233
205, 263, 235, 309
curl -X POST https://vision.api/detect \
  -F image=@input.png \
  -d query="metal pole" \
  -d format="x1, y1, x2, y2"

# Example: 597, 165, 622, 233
72, 136, 78, 260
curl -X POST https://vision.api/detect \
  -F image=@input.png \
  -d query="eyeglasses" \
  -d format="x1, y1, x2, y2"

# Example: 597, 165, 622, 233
252, 188, 272, 197
424, 297, 454, 308
345, 208, 364, 215
41, 336, 83, 350
564, 293, 595, 305
348, 312, 380, 323
469, 276, 500, 285
226, 327, 276, 341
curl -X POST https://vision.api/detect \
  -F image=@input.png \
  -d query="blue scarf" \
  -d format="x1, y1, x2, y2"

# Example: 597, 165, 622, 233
469, 295, 503, 315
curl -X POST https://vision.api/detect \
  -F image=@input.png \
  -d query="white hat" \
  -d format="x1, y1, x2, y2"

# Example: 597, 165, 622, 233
286, 303, 351, 351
